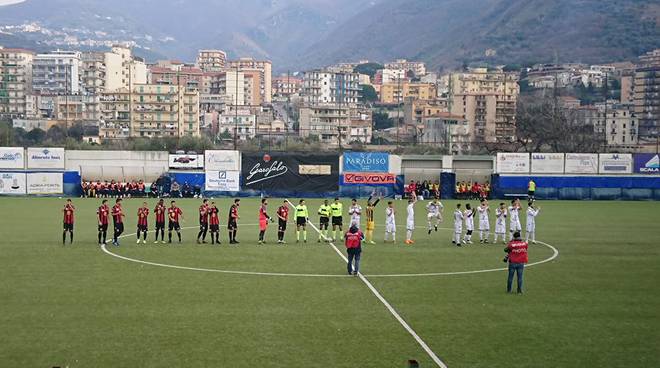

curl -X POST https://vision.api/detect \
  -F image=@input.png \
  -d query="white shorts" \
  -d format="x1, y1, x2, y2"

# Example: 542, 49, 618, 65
510, 220, 521, 231
406, 219, 415, 231
386, 222, 396, 233
479, 220, 490, 231
465, 222, 474, 231
454, 223, 463, 233
526, 223, 535, 232
427, 213, 441, 221
495, 223, 506, 233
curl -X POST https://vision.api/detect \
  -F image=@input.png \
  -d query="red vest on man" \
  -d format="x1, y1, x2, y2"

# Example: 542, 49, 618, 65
345, 231, 363, 249
507, 240, 529, 263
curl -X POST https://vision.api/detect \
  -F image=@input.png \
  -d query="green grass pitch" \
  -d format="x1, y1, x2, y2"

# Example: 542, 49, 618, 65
0, 197, 658, 367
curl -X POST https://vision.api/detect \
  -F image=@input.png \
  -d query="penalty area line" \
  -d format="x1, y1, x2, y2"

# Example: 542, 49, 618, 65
286, 200, 448, 368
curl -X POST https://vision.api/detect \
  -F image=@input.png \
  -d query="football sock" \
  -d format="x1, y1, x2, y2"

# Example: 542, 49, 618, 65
102, 231, 107, 243
62, 231, 66, 244
70, 232, 73, 243
202, 230, 207, 241
233, 230, 237, 242
366, 230, 372, 242
259, 230, 264, 241
98, 232, 102, 244
143, 232, 147, 241
177, 232, 181, 242
332, 230, 336, 239
296, 230, 300, 241
303, 230, 307, 241
197, 230, 203, 240
168, 232, 172, 242
406, 230, 412, 241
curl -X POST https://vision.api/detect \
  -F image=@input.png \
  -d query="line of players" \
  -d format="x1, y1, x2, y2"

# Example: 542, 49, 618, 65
60, 195, 539, 246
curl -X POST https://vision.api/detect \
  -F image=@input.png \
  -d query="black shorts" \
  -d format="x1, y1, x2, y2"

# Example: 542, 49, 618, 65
199, 223, 208, 231
210, 224, 219, 232
113, 222, 124, 233
332, 216, 343, 226
156, 221, 165, 230
320, 217, 329, 224
278, 219, 287, 232
228, 220, 237, 230
63, 223, 74, 231
137, 224, 148, 232
296, 217, 307, 226
169, 221, 180, 231
528, 190, 535, 196
98, 223, 108, 232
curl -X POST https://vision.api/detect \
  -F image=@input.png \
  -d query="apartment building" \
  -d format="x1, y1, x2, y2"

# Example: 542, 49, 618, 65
403, 97, 449, 126
421, 113, 471, 154
80, 51, 124, 94
32, 50, 82, 95
298, 105, 372, 146
384, 59, 426, 77
606, 106, 638, 147
112, 45, 147, 89
218, 108, 257, 140
99, 84, 199, 139
448, 67, 519, 143
227, 58, 272, 103
374, 68, 407, 85
302, 70, 360, 106
272, 76, 302, 97
36, 95, 99, 125
149, 65, 204, 91
0, 48, 34, 118
380, 82, 437, 104
633, 49, 660, 143
196, 49, 227, 72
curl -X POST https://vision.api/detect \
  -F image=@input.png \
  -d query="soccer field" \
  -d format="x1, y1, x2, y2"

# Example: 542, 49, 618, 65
0, 197, 658, 367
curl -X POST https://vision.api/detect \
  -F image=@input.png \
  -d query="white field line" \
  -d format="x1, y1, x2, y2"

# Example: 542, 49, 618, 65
286, 200, 448, 368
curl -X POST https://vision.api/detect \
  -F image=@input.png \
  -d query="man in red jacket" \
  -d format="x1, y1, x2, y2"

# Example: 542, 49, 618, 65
344, 225, 364, 276
504, 231, 528, 294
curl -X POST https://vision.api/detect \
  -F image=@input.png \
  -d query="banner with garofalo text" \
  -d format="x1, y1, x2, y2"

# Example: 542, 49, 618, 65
0, 147, 25, 169
496, 153, 529, 173
0, 172, 26, 194
27, 173, 63, 194
241, 153, 339, 193
205, 171, 240, 192
205, 150, 240, 171
27, 147, 65, 169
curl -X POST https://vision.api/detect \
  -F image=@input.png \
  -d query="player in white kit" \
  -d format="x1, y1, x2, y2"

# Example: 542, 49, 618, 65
525, 200, 541, 243
384, 201, 396, 243
426, 198, 444, 234
508, 198, 522, 240
453, 203, 463, 246
348, 198, 362, 228
477, 198, 490, 243
494, 202, 507, 243
463, 203, 476, 244
405, 196, 417, 245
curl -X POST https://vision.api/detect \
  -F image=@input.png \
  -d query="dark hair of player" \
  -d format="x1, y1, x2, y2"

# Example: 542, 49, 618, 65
511, 199, 516, 204
116, 198, 122, 203
499, 202, 505, 206
352, 198, 357, 202
171, 201, 176, 204
102, 199, 107, 204
299, 199, 305, 204
234, 199, 240, 203
466, 203, 471, 210
66, 199, 71, 202
457, 203, 461, 208
388, 201, 393, 205
480, 198, 486, 203
203, 199, 208, 203
261, 198, 267, 204
335, 197, 339, 201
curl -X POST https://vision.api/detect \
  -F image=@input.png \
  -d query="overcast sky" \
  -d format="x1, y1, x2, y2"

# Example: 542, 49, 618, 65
0, 0, 25, 6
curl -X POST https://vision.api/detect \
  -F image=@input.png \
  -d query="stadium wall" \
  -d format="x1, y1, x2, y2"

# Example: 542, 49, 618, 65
66, 150, 169, 182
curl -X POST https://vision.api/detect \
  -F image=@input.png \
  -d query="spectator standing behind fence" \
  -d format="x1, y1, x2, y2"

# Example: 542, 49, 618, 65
504, 231, 528, 294
345, 225, 364, 276
171, 180, 181, 198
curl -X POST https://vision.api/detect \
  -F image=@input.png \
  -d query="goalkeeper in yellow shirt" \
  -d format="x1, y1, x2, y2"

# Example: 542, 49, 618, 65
365, 195, 381, 244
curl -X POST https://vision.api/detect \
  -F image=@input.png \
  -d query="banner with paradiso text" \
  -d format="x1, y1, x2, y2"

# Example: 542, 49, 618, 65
343, 152, 389, 172
241, 153, 339, 193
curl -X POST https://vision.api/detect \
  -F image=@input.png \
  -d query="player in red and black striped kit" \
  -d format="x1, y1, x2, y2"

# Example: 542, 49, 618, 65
168, 201, 184, 243
196, 199, 209, 244
153, 199, 166, 243
228, 199, 240, 244
111, 198, 125, 246
62, 199, 75, 244
276, 200, 289, 244
208, 201, 221, 244
97, 199, 109, 245
136, 202, 149, 244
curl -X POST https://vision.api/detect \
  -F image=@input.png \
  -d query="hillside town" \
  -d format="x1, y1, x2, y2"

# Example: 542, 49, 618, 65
0, 45, 658, 153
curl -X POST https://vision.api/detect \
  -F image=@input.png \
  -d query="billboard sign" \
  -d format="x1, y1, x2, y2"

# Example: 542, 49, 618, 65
599, 153, 632, 174
169, 154, 204, 169
205, 170, 240, 191
342, 173, 397, 185
0, 172, 26, 194
27, 147, 65, 169
26, 172, 63, 194
0, 147, 24, 169
633, 153, 660, 175
343, 152, 389, 172
531, 153, 565, 173
205, 150, 240, 171
242, 153, 339, 192
564, 153, 599, 174
496, 153, 529, 173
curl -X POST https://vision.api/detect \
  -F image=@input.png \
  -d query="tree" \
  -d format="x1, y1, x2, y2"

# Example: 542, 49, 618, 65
373, 112, 394, 130
46, 125, 67, 144
360, 84, 378, 103
353, 63, 383, 78
67, 123, 84, 141
25, 128, 46, 145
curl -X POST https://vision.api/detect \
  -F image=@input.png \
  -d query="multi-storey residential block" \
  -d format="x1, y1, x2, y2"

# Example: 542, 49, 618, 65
227, 58, 272, 103
403, 97, 448, 126
633, 49, 660, 143
605, 106, 638, 148
298, 105, 372, 146
218, 107, 256, 140
422, 113, 471, 154
374, 68, 407, 85
448, 67, 519, 143
99, 84, 199, 139
32, 50, 82, 95
81, 46, 144, 95
379, 82, 437, 104
149, 65, 204, 91
272, 76, 302, 97
302, 70, 360, 106
36, 95, 99, 125
196, 49, 227, 72
384, 59, 426, 77
0, 48, 34, 118
112, 45, 147, 89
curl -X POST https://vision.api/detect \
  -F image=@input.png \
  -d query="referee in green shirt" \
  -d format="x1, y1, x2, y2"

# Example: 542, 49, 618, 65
295, 199, 309, 243
330, 197, 343, 241
318, 199, 331, 242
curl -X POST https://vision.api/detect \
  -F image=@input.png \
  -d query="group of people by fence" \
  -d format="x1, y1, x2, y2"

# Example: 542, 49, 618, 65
404, 180, 440, 199
81, 180, 148, 198
455, 181, 491, 200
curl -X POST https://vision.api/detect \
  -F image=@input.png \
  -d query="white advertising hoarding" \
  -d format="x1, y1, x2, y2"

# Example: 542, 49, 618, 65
0, 147, 25, 169
531, 153, 565, 173
205, 171, 240, 192
27, 173, 64, 194
27, 147, 65, 169
599, 153, 633, 174
205, 150, 240, 171
496, 153, 530, 173
565, 153, 598, 174
0, 172, 26, 194
169, 154, 204, 169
